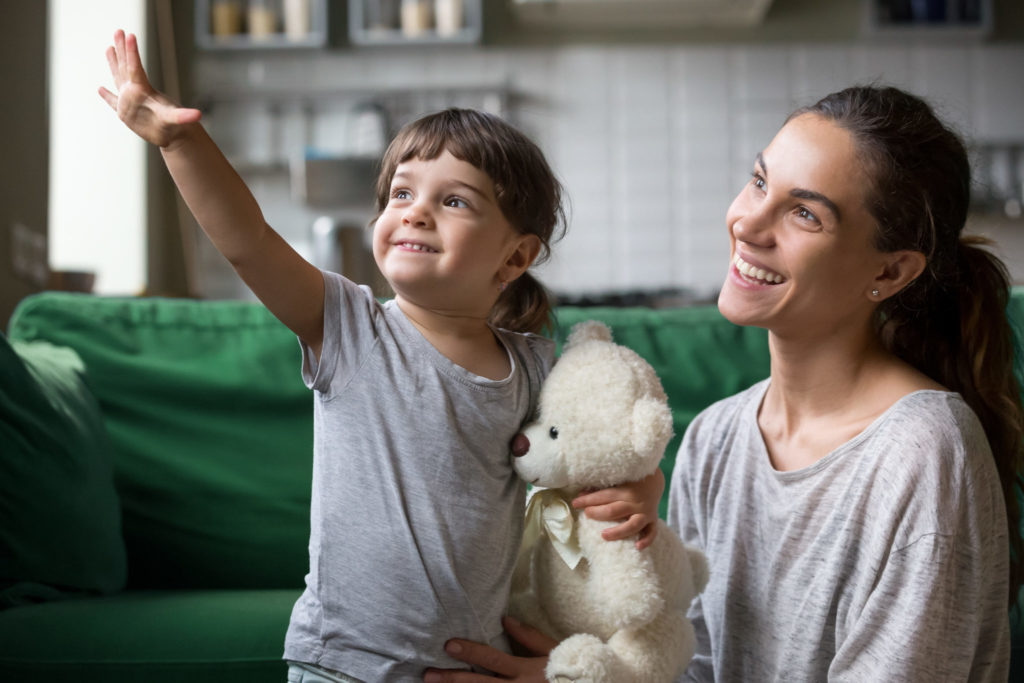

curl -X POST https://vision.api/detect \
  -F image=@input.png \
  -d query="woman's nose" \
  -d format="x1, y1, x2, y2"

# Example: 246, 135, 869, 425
731, 200, 774, 246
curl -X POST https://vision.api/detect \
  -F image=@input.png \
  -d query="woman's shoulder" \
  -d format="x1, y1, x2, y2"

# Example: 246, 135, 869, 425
861, 390, 996, 505
689, 379, 769, 433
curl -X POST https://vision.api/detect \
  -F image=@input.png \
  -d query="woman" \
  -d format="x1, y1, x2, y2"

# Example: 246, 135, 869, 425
670, 85, 1021, 681
427, 86, 1023, 682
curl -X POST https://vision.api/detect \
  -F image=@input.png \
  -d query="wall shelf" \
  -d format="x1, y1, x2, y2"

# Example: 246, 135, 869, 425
863, 0, 992, 39
195, 0, 329, 50
348, 0, 482, 46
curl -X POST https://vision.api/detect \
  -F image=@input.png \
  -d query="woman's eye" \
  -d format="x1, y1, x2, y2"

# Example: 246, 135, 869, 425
750, 172, 766, 192
549, 426, 559, 440
797, 206, 820, 224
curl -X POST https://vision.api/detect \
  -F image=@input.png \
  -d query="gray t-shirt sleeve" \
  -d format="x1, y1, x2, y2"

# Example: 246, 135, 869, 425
668, 383, 1010, 682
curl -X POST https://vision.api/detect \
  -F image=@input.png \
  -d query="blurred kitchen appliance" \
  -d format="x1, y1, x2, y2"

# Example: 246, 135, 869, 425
292, 154, 386, 291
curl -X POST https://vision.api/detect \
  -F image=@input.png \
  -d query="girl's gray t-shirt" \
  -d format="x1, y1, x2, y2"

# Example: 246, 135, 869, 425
284, 271, 554, 681
668, 379, 1010, 682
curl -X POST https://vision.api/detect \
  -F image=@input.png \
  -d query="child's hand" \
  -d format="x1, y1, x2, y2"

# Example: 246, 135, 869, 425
98, 29, 201, 148
571, 468, 665, 550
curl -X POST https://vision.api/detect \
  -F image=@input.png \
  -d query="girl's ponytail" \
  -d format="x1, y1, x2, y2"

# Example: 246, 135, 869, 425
490, 272, 555, 336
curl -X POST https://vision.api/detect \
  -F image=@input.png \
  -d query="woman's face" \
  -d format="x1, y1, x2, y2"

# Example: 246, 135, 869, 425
718, 113, 886, 338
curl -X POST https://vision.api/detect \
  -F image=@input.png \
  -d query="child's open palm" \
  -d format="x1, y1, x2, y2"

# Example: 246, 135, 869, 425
98, 29, 201, 148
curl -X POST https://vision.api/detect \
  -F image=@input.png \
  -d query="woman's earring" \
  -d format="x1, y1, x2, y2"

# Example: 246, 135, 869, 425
871, 289, 880, 297
499, 281, 508, 292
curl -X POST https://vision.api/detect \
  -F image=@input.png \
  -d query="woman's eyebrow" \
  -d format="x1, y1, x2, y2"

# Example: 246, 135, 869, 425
791, 188, 842, 222
757, 151, 842, 222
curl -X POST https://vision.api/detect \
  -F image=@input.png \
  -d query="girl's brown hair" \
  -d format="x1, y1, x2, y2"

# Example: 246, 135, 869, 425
373, 108, 567, 335
795, 86, 1024, 605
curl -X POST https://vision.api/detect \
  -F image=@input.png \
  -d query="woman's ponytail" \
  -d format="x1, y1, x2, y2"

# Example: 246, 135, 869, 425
801, 86, 1024, 605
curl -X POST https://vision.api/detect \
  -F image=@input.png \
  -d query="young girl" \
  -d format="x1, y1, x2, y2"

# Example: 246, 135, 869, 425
668, 86, 1020, 680
100, 31, 662, 682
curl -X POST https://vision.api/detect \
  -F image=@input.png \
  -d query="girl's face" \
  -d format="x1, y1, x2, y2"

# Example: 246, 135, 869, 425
373, 150, 537, 316
718, 113, 888, 338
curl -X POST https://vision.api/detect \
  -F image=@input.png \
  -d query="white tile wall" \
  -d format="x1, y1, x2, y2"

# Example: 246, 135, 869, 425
194, 42, 1024, 301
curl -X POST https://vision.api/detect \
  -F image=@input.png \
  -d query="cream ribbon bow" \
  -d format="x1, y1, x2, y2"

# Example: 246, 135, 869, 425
520, 488, 584, 570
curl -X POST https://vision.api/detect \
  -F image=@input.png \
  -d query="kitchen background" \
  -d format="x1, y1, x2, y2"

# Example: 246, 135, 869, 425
3, 0, 1024, 323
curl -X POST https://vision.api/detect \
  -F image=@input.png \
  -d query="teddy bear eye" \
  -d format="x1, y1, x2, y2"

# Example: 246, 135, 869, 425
549, 426, 559, 439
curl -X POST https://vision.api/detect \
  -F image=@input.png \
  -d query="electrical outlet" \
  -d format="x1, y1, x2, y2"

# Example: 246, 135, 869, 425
10, 222, 49, 287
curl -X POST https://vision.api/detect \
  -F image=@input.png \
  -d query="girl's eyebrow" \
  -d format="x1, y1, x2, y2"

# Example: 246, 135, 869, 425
756, 151, 842, 222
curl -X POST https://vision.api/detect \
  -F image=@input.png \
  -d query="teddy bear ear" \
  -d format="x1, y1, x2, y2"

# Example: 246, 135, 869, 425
630, 396, 674, 458
566, 320, 613, 349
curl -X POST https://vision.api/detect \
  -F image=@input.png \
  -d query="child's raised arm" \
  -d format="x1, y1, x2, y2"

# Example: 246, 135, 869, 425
99, 30, 325, 355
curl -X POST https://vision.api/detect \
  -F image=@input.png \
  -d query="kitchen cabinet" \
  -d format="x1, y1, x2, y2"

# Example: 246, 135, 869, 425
348, 0, 482, 46
195, 0, 329, 50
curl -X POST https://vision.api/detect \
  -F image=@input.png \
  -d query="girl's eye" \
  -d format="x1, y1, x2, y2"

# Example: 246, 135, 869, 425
444, 196, 469, 209
391, 189, 411, 201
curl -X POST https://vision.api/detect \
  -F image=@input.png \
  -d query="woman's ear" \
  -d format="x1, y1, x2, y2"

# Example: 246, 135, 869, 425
870, 250, 926, 300
500, 234, 542, 283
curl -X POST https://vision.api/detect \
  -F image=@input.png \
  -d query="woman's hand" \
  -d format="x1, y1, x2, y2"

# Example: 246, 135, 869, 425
572, 467, 665, 550
423, 616, 554, 682
98, 29, 201, 148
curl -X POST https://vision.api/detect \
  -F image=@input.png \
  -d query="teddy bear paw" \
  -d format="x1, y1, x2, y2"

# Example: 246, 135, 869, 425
546, 633, 616, 683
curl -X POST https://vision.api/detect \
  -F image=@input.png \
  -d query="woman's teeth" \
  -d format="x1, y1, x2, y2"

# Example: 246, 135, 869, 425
734, 255, 784, 284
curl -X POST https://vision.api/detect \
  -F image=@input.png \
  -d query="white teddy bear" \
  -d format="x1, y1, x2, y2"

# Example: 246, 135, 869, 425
509, 320, 708, 683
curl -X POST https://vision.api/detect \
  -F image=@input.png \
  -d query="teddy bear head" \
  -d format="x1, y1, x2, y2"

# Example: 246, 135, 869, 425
511, 321, 674, 494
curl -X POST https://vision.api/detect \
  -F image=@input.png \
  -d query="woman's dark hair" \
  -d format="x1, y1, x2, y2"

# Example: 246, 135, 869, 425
794, 86, 1024, 605
373, 108, 566, 335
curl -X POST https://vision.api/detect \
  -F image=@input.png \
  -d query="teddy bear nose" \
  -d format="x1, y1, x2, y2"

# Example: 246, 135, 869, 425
511, 434, 530, 458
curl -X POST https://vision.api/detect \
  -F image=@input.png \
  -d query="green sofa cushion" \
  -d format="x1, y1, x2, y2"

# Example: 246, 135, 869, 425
0, 335, 126, 606
7, 294, 313, 590
0, 589, 299, 682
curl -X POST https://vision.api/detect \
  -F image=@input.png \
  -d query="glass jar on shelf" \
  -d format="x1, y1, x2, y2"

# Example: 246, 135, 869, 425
400, 0, 432, 38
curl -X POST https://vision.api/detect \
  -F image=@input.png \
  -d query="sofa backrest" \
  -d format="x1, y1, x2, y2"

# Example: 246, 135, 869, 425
8, 293, 313, 590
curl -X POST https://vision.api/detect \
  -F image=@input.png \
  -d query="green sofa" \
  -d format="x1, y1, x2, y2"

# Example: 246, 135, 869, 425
0, 291, 1020, 681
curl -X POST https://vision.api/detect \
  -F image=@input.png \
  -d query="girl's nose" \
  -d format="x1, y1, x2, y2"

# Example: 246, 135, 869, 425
402, 202, 433, 229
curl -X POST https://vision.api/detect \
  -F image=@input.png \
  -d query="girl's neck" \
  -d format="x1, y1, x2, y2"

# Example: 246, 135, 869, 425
395, 296, 510, 380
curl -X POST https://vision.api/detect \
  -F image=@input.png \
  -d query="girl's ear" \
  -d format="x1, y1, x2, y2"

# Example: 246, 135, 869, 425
500, 234, 542, 283
870, 250, 926, 300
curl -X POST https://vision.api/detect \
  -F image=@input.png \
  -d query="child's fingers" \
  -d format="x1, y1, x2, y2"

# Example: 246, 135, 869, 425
105, 46, 121, 88
581, 500, 637, 522
634, 522, 658, 550
572, 487, 633, 510
600, 513, 646, 540
98, 86, 118, 110
124, 33, 147, 85
113, 30, 127, 81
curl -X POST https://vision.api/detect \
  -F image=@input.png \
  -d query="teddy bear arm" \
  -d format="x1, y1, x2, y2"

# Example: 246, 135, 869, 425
577, 517, 664, 630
